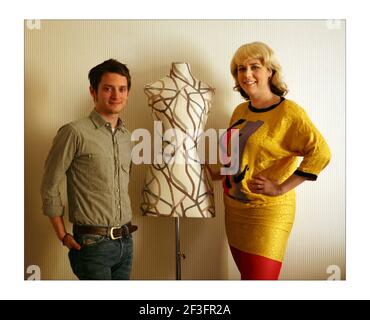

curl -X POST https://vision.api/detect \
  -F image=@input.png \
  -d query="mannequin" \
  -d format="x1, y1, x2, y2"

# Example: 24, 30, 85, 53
141, 62, 215, 218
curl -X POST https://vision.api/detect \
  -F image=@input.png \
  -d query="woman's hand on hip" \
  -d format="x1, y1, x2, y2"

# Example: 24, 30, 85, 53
248, 175, 283, 196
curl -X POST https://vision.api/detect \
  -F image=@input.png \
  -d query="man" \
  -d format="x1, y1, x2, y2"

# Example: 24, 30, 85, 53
41, 59, 137, 280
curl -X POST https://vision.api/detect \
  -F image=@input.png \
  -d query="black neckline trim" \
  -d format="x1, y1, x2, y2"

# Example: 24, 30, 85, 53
249, 97, 285, 113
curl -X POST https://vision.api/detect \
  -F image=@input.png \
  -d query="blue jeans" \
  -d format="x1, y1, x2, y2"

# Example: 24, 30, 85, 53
68, 233, 133, 280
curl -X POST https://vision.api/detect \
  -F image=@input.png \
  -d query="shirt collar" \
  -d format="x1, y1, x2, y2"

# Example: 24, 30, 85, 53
89, 109, 127, 132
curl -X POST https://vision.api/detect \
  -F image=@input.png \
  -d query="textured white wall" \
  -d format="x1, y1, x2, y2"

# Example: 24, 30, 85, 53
25, 20, 345, 280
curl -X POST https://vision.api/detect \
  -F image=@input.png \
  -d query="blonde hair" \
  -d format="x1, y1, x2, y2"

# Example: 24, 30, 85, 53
230, 41, 288, 99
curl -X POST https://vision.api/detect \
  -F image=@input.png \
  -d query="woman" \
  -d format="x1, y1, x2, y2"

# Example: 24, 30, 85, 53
209, 42, 331, 280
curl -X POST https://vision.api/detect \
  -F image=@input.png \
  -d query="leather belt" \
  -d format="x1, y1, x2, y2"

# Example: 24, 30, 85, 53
74, 222, 138, 240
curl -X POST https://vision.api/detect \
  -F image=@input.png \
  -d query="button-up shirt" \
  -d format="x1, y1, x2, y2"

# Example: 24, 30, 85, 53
41, 110, 132, 227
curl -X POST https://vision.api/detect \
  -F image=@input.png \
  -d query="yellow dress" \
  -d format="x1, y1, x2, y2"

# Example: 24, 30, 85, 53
223, 98, 331, 262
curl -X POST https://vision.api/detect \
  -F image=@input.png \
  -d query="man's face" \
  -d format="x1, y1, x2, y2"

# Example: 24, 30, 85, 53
90, 72, 129, 116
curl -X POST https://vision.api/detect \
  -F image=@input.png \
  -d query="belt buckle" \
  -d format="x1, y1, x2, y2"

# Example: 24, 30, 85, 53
109, 226, 122, 240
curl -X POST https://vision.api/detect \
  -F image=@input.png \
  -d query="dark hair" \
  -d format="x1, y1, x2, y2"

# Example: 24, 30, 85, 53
88, 59, 131, 92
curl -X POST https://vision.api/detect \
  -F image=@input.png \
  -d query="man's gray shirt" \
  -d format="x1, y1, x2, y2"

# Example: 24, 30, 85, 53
41, 110, 132, 226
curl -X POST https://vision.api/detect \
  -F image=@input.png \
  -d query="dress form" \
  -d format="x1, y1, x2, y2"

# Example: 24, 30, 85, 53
141, 62, 215, 218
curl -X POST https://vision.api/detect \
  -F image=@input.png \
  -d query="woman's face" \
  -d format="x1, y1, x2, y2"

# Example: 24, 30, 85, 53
237, 58, 272, 99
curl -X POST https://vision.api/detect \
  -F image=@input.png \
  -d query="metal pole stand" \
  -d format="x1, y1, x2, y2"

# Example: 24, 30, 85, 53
175, 217, 186, 280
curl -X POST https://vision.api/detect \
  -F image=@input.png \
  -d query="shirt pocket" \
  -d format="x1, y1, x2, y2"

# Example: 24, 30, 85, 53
76, 153, 112, 192
121, 164, 130, 191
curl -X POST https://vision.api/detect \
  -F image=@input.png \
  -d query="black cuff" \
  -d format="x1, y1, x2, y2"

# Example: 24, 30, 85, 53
294, 170, 317, 181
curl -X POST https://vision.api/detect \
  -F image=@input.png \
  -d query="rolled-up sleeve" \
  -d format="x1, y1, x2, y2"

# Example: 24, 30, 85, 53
288, 107, 331, 180
40, 124, 78, 217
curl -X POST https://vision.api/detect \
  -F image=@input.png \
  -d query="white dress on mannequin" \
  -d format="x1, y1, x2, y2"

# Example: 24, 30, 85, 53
141, 62, 215, 218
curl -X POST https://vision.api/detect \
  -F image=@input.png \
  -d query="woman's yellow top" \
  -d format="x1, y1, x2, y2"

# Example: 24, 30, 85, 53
222, 98, 331, 207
